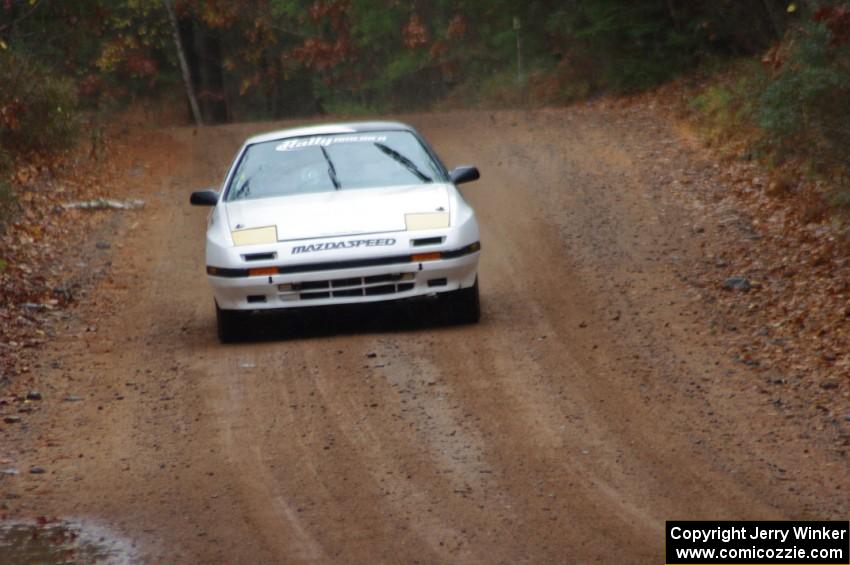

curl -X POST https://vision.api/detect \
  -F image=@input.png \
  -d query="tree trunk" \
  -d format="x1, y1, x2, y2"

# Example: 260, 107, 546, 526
163, 0, 203, 127
761, 0, 783, 40
201, 31, 229, 123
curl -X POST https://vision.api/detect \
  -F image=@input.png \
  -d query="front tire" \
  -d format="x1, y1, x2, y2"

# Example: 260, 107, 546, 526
216, 303, 244, 343
443, 278, 480, 324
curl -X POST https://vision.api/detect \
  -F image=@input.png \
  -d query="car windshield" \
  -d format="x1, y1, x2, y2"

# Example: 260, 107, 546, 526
224, 130, 446, 202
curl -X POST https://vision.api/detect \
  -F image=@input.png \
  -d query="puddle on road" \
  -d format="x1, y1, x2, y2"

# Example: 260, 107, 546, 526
0, 518, 136, 564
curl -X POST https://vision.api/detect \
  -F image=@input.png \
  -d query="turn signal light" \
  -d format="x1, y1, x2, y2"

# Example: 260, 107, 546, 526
249, 267, 278, 277
411, 252, 441, 262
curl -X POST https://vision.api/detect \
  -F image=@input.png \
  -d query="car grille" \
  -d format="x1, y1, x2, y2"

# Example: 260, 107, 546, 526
279, 273, 415, 301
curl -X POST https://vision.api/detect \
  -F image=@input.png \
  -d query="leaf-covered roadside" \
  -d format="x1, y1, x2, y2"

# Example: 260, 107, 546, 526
0, 130, 141, 386
669, 9, 850, 435
625, 83, 850, 447
702, 168, 850, 449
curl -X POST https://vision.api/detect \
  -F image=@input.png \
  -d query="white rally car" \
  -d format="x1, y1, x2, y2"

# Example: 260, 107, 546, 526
191, 121, 482, 342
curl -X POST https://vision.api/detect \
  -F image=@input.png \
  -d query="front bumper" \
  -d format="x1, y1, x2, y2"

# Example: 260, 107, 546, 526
208, 245, 479, 311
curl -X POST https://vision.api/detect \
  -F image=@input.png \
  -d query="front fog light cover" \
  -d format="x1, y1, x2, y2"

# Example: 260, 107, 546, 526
232, 226, 278, 246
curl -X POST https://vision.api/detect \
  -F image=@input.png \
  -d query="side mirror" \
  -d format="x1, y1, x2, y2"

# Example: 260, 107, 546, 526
449, 166, 480, 185
190, 189, 219, 206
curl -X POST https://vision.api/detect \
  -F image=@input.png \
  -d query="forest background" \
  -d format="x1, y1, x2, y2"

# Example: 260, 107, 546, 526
0, 0, 849, 221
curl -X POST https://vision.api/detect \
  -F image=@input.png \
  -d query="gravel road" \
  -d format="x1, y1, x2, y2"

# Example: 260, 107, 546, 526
3, 107, 847, 563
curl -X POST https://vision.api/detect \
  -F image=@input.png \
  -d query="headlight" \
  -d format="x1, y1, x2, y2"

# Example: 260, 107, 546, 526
231, 226, 278, 246
405, 212, 449, 231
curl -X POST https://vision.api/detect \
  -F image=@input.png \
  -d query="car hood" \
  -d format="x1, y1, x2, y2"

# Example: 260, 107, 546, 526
223, 183, 451, 242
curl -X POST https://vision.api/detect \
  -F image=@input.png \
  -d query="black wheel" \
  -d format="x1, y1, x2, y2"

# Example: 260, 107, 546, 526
443, 278, 480, 324
216, 303, 244, 343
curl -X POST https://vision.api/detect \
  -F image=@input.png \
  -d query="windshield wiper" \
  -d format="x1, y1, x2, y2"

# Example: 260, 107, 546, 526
233, 177, 252, 199
320, 146, 341, 190
374, 142, 432, 183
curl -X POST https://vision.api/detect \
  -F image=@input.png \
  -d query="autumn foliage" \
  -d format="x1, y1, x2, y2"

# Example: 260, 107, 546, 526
0, 0, 848, 176
0, 0, 842, 121
814, 4, 850, 46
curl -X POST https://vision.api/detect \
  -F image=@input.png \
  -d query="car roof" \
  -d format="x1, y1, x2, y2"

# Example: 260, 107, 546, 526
244, 121, 416, 145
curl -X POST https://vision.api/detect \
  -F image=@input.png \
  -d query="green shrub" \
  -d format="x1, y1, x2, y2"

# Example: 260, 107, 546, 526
691, 9, 850, 209
691, 84, 737, 140
689, 61, 766, 148
0, 51, 80, 154
758, 22, 850, 167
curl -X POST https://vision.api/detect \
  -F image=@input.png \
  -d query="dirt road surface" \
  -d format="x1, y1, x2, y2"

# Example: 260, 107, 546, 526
4, 108, 848, 563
